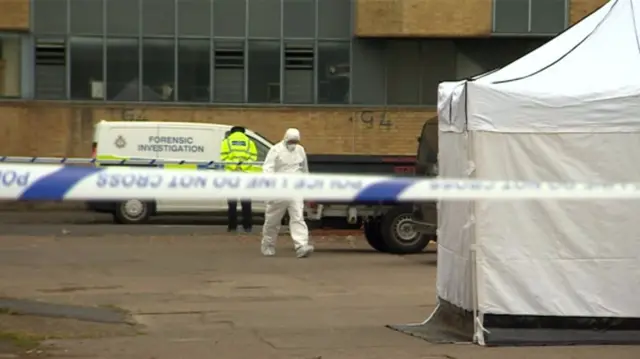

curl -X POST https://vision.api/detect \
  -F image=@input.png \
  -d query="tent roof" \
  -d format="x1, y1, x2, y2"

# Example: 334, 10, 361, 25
466, 0, 640, 132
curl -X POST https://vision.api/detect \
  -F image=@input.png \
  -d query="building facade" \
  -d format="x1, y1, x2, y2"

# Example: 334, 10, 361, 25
0, 0, 606, 158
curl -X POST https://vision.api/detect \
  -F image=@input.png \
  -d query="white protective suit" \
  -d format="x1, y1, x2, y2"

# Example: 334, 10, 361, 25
261, 128, 314, 258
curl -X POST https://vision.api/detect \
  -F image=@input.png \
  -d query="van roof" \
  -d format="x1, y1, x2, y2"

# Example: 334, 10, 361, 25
97, 120, 235, 130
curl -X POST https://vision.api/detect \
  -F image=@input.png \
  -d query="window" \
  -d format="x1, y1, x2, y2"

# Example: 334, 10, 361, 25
34, 0, 67, 34
386, 40, 421, 105
247, 135, 270, 161
178, 39, 210, 102
318, 0, 351, 39
248, 0, 281, 38
421, 40, 456, 105
283, 42, 314, 104
283, 0, 315, 38
106, 38, 139, 101
317, 41, 349, 104
35, 38, 67, 99
351, 39, 385, 105
0, 35, 22, 98
531, 0, 566, 34
214, 0, 246, 37
248, 41, 280, 103
107, 0, 140, 36
70, 0, 104, 35
142, 38, 175, 101
178, 0, 211, 37
70, 37, 104, 100
213, 41, 244, 103
493, 0, 529, 33
142, 0, 175, 36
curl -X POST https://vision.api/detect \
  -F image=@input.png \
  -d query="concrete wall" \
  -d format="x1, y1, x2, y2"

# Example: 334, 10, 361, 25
0, 102, 433, 158
355, 0, 493, 37
0, 0, 30, 30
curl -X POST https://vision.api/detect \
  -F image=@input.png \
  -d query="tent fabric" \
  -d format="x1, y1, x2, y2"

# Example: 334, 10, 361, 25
474, 132, 640, 317
436, 131, 475, 311
468, 0, 640, 132
433, 0, 640, 345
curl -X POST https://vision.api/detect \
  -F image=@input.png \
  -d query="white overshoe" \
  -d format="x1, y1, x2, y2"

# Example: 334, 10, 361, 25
261, 244, 276, 256
296, 244, 314, 258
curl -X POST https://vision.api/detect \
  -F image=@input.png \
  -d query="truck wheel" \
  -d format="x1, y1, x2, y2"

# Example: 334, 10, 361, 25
380, 205, 431, 254
113, 199, 152, 224
363, 218, 389, 253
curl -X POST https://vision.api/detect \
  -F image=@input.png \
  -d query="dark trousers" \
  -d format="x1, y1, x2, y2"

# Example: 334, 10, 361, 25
227, 199, 252, 230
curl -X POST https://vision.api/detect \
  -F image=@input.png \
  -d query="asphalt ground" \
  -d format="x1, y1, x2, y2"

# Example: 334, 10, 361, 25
0, 212, 639, 359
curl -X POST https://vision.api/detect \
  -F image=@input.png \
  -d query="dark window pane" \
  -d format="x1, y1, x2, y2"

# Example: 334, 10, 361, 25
493, 0, 529, 33
421, 40, 456, 105
454, 38, 546, 79
178, 39, 210, 102
351, 39, 384, 105
178, 0, 211, 37
0, 35, 22, 97
531, 0, 566, 34
318, 0, 350, 38
214, 41, 244, 103
248, 40, 280, 103
386, 40, 420, 105
142, 0, 175, 36
70, 0, 103, 35
35, 38, 67, 99
107, 0, 140, 36
34, 0, 68, 34
106, 38, 140, 101
283, 0, 315, 38
70, 37, 104, 100
142, 38, 175, 101
283, 41, 314, 104
248, 0, 280, 38
247, 135, 269, 161
317, 41, 349, 104
214, 0, 246, 37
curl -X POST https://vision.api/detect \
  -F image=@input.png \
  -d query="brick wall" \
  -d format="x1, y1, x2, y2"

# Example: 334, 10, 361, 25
0, 102, 435, 158
355, 0, 493, 37
0, 0, 29, 31
570, 0, 610, 24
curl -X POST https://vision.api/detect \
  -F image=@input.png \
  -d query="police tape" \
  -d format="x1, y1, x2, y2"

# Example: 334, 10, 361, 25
1, 163, 640, 202
0, 156, 263, 167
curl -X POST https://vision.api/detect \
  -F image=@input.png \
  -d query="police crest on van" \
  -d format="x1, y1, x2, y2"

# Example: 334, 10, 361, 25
115, 135, 127, 149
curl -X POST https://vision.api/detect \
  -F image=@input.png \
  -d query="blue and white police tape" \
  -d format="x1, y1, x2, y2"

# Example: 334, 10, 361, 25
0, 156, 263, 167
1, 163, 640, 202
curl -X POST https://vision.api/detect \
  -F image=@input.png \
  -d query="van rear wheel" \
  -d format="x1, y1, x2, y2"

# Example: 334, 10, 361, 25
114, 199, 151, 224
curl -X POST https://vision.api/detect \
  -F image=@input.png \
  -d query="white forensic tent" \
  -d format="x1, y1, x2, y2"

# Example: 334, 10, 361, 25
434, 0, 640, 345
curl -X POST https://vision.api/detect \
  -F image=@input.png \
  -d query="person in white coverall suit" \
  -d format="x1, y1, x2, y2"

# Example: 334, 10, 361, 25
261, 128, 314, 258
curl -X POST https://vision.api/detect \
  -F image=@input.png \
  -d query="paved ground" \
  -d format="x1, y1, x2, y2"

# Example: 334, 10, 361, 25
1, 213, 640, 358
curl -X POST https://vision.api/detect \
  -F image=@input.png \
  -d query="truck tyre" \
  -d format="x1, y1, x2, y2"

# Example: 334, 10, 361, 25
380, 205, 430, 254
363, 218, 389, 253
114, 199, 152, 224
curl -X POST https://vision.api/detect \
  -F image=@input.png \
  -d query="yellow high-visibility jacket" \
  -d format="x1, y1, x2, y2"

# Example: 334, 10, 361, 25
220, 132, 259, 172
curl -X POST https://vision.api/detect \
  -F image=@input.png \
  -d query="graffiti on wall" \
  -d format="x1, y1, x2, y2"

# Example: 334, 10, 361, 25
120, 108, 148, 122
350, 111, 393, 130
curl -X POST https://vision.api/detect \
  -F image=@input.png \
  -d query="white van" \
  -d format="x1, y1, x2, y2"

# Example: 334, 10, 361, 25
86, 120, 274, 224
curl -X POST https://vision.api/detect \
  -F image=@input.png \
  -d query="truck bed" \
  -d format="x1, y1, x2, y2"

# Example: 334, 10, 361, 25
307, 154, 415, 175
306, 154, 416, 205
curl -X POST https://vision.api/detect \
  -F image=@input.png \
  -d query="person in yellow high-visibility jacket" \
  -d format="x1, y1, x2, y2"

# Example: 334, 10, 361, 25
220, 126, 258, 233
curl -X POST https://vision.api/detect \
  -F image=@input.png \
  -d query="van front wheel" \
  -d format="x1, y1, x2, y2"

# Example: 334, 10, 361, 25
114, 199, 151, 224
